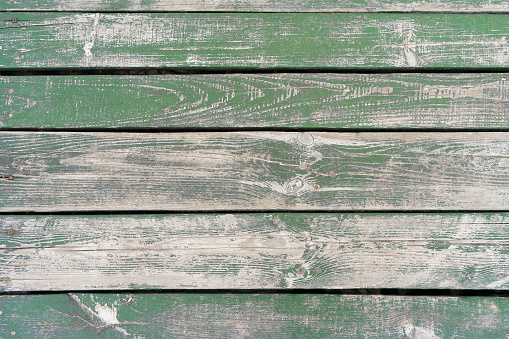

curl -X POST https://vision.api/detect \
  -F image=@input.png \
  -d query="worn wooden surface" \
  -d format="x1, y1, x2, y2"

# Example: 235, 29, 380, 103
1, 213, 509, 291
3, 132, 509, 212
2, 0, 509, 12
2, 13, 509, 70
2, 1, 509, 336
3, 74, 509, 129
1, 293, 509, 338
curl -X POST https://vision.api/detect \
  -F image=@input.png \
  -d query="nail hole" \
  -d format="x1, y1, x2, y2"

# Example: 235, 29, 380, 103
7, 229, 15, 236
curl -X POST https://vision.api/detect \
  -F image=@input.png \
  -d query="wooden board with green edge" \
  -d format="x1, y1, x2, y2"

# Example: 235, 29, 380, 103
3, 73, 509, 129
1, 13, 509, 70
1, 213, 509, 291
3, 131, 509, 212
1, 293, 509, 338
2, 0, 509, 13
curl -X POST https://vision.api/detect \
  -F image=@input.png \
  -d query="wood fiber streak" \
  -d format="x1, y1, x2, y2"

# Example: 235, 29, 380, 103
1, 213, 509, 291
1, 294, 508, 338
1, 13, 509, 69
3, 74, 509, 129
2, 0, 509, 12
3, 132, 509, 212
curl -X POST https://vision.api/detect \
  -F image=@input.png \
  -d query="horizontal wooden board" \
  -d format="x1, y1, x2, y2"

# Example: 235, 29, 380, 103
3, 0, 509, 13
3, 74, 509, 129
2, 213, 509, 291
2, 13, 509, 69
1, 293, 509, 338
2, 0, 509, 12
3, 132, 509, 212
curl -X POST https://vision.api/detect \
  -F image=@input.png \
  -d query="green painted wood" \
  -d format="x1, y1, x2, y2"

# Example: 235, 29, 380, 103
2, 13, 509, 70
2, 132, 509, 212
1, 213, 509, 291
1, 293, 508, 338
2, 0, 509, 12
3, 74, 509, 129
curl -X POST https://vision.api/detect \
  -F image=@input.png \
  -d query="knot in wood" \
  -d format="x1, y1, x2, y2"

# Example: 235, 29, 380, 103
298, 132, 314, 146
285, 178, 303, 193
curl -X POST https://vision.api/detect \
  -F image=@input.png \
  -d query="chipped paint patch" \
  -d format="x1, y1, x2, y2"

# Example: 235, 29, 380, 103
404, 323, 442, 339
83, 14, 101, 63
487, 276, 509, 288
94, 301, 120, 326
68, 294, 130, 335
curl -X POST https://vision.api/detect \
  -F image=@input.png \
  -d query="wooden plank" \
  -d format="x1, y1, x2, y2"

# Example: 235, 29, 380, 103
2, 13, 509, 70
2, 213, 509, 291
3, 74, 509, 129
2, 132, 509, 212
1, 293, 508, 337
2, 0, 509, 13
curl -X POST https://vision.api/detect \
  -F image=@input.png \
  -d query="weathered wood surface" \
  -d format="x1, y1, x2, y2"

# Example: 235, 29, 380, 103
1, 293, 508, 338
2, 13, 509, 70
3, 132, 509, 212
2, 0, 509, 12
1, 213, 509, 291
3, 74, 509, 129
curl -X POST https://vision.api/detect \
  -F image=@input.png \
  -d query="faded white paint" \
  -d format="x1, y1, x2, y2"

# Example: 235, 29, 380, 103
68, 294, 131, 335
404, 323, 442, 339
83, 14, 101, 62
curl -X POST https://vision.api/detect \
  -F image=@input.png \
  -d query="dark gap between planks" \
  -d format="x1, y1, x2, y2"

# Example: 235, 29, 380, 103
3, 210, 509, 215
2, 68, 509, 76
4, 127, 509, 132
3, 10, 509, 14
2, 289, 509, 297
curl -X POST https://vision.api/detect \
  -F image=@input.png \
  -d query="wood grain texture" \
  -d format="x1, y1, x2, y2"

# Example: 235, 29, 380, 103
3, 74, 509, 129
3, 132, 509, 212
2, 13, 509, 69
1, 213, 509, 291
1, 293, 509, 338
2, 0, 509, 12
